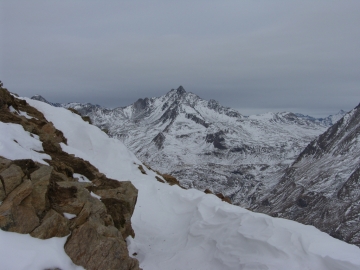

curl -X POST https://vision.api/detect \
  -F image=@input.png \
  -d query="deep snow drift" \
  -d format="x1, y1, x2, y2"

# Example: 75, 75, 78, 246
1, 97, 360, 270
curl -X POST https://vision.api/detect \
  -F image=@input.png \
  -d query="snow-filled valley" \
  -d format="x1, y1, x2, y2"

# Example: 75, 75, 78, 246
1, 92, 360, 269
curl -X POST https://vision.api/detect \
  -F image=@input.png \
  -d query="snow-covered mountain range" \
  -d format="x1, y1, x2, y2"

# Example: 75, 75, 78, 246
32, 86, 346, 207
252, 102, 360, 247
3, 86, 360, 269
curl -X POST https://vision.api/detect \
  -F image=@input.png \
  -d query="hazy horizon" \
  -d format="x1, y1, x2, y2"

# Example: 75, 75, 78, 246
28, 86, 348, 118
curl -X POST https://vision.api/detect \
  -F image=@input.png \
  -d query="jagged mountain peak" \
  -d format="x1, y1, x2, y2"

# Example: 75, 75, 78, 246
168, 85, 187, 97
32, 94, 47, 101
31, 94, 62, 107
176, 85, 186, 94
133, 97, 150, 111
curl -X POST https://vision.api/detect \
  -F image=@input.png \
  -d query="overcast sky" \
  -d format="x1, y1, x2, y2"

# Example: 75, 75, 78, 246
1, 1, 360, 117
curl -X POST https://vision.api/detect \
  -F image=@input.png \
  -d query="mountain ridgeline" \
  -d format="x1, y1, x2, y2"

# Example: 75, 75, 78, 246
32, 86, 345, 208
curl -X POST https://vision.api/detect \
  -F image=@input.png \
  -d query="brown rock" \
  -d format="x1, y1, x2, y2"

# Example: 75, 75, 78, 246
0, 180, 5, 202
0, 156, 11, 173
13, 159, 39, 178
101, 198, 135, 239
161, 173, 186, 188
48, 181, 86, 215
2, 178, 32, 206
215, 192, 232, 204
69, 201, 91, 229
10, 203, 39, 233
0, 157, 11, 200
31, 209, 70, 239
29, 165, 52, 215
138, 165, 147, 175
0, 179, 39, 233
0, 164, 24, 195
155, 176, 165, 183
91, 181, 138, 239
70, 193, 109, 229
65, 221, 140, 270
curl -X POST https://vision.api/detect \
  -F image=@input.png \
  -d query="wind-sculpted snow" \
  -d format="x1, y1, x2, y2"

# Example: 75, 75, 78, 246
10, 97, 359, 270
50, 87, 331, 207
0, 122, 50, 164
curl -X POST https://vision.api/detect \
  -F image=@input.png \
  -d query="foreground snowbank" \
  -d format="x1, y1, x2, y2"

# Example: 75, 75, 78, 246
1, 97, 360, 270
0, 230, 83, 270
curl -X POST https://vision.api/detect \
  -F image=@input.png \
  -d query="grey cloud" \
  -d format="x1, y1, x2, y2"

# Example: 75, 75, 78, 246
1, 1, 360, 117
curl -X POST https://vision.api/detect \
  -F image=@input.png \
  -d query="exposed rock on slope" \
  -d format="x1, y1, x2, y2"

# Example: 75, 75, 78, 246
38, 86, 331, 207
252, 103, 360, 247
0, 87, 140, 270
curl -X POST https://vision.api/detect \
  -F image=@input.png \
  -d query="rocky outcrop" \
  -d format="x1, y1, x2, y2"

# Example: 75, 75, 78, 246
0, 156, 140, 269
205, 130, 227, 149
185, 113, 210, 128
204, 188, 232, 204
0, 87, 140, 269
152, 132, 165, 150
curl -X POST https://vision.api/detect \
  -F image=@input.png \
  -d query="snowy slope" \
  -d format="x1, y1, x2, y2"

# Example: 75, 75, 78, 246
252, 103, 360, 247
47, 87, 333, 207
2, 96, 359, 270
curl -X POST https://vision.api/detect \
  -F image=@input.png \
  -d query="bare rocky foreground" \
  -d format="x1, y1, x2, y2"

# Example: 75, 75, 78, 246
0, 87, 141, 270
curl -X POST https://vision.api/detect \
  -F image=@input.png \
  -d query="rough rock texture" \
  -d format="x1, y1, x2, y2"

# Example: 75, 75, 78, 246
90, 178, 138, 239
31, 209, 70, 239
0, 87, 141, 269
252, 103, 360, 247
203, 189, 232, 204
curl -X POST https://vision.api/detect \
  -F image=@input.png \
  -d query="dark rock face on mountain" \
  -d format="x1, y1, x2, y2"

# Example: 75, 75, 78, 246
1, 87, 141, 270
252, 103, 360, 247
32, 86, 332, 208
205, 131, 227, 150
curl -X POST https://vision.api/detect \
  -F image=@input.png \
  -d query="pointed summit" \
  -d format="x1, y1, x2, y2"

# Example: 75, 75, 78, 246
31, 95, 62, 107
31, 94, 49, 103
176, 85, 186, 95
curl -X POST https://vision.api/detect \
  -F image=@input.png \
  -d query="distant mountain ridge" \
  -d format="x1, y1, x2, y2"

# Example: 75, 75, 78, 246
252, 103, 360, 247
31, 87, 345, 207
295, 110, 347, 127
